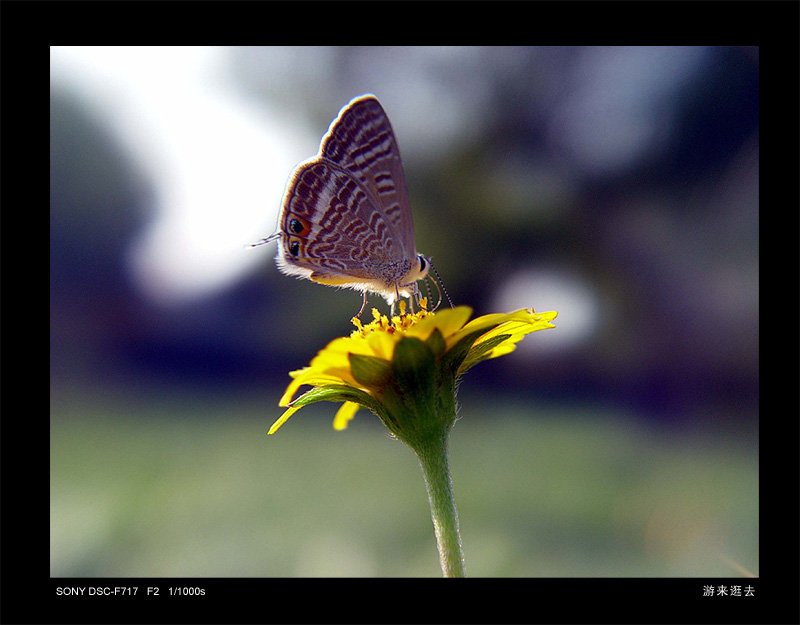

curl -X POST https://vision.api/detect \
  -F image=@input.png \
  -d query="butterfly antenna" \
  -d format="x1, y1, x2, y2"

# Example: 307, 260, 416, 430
247, 232, 281, 249
423, 276, 434, 309
428, 261, 454, 311
426, 273, 444, 311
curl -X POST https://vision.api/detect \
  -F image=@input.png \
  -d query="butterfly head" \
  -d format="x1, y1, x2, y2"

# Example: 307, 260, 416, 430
410, 253, 430, 283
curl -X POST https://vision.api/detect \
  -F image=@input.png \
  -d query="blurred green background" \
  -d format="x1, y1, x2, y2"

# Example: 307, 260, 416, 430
50, 46, 758, 577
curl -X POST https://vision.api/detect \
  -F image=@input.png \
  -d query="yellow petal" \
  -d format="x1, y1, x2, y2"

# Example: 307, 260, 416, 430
268, 404, 302, 435
460, 309, 531, 334
365, 329, 399, 360
333, 401, 361, 431
406, 306, 473, 342
279, 369, 355, 406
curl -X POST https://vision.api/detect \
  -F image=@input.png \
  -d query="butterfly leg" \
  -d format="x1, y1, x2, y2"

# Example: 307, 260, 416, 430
408, 286, 417, 314
392, 281, 402, 316
409, 282, 425, 314
391, 281, 413, 316
355, 291, 368, 318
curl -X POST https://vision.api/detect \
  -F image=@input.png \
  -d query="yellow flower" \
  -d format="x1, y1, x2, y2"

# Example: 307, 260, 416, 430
268, 302, 558, 578
268, 305, 557, 435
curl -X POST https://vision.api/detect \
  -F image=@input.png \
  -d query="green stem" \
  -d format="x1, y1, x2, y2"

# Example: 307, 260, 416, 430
413, 432, 466, 578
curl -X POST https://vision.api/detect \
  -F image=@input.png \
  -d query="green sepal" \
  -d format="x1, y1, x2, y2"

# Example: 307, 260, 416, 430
288, 383, 391, 424
392, 337, 437, 406
440, 326, 501, 378
349, 353, 393, 388
460, 333, 511, 372
425, 327, 447, 359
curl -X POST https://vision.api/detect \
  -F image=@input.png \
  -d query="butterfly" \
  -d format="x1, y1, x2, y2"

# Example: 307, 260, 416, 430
253, 94, 445, 317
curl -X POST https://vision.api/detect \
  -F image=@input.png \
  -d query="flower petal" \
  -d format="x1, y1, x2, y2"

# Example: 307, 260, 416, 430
268, 404, 302, 435
406, 306, 473, 342
279, 368, 357, 406
333, 401, 360, 430
364, 330, 399, 361
459, 310, 558, 371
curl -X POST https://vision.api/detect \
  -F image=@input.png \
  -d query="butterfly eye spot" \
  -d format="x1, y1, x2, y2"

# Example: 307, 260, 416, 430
289, 240, 301, 256
289, 218, 309, 235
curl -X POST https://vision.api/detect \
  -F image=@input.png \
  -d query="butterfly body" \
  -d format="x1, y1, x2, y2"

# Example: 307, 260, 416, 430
267, 95, 429, 309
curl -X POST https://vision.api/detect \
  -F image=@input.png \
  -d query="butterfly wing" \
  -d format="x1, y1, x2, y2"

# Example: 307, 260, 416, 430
276, 95, 418, 292
278, 161, 406, 283
319, 95, 416, 257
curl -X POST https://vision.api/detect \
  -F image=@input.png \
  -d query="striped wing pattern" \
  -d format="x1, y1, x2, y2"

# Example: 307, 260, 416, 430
278, 95, 416, 286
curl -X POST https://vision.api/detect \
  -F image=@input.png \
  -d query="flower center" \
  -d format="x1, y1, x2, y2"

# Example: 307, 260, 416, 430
351, 300, 432, 338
